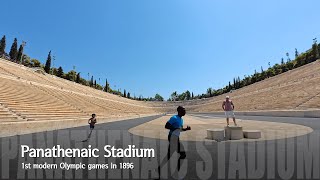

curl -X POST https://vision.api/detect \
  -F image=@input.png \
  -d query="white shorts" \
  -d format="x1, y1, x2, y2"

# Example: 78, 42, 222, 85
225, 111, 235, 118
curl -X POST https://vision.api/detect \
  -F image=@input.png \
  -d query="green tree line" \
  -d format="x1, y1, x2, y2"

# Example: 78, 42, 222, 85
168, 39, 320, 101
0, 35, 164, 101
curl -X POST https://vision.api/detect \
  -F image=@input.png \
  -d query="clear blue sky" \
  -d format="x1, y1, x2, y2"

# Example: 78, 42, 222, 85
1, 0, 319, 99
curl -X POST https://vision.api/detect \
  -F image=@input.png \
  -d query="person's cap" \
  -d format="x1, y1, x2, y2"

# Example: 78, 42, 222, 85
177, 106, 185, 112
226, 96, 230, 99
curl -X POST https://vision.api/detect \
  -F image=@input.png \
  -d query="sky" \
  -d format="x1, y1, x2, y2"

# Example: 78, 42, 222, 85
1, 0, 320, 99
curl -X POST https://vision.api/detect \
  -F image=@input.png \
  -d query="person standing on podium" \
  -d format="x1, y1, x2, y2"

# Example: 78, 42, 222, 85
222, 96, 237, 126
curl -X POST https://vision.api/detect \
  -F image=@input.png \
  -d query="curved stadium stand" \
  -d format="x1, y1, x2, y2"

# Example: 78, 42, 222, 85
0, 58, 320, 124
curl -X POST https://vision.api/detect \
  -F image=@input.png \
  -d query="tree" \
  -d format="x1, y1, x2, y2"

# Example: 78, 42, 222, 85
65, 70, 76, 81
76, 73, 81, 83
31, 59, 41, 67
9, 38, 18, 61
312, 38, 319, 60
17, 44, 24, 63
90, 76, 94, 87
185, 90, 191, 100
281, 58, 288, 72
286, 52, 290, 62
0, 35, 6, 56
57, 66, 64, 77
273, 63, 282, 75
123, 89, 126, 97
295, 48, 299, 59
127, 92, 131, 99
44, 51, 52, 73
104, 79, 109, 92
236, 76, 241, 89
191, 92, 194, 99
178, 93, 185, 100
22, 55, 31, 67
171, 91, 177, 101
95, 84, 103, 90
154, 94, 164, 101
207, 88, 213, 97
286, 60, 294, 70
260, 67, 266, 80
94, 80, 97, 88
51, 68, 58, 76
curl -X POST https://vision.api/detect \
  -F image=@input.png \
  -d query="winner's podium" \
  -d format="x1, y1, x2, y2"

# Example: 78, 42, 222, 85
224, 126, 243, 140
207, 129, 225, 141
243, 130, 261, 139
206, 126, 261, 141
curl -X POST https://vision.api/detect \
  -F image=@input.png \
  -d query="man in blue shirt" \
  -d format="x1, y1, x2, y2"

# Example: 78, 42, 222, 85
167, 112, 185, 137
157, 106, 191, 179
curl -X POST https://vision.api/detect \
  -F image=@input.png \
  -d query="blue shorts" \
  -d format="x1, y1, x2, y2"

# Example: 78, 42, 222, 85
90, 124, 95, 129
